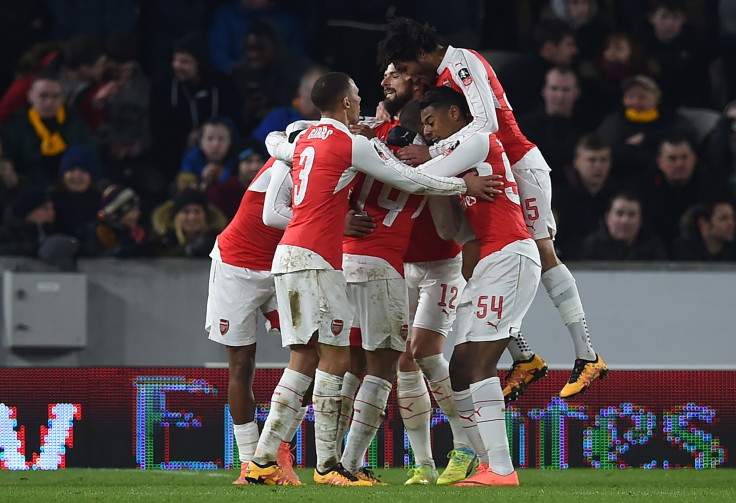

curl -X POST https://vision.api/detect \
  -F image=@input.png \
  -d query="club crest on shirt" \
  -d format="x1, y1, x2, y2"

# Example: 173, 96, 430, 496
219, 318, 229, 335
331, 319, 344, 335
400, 324, 409, 341
443, 140, 460, 156
458, 68, 473, 86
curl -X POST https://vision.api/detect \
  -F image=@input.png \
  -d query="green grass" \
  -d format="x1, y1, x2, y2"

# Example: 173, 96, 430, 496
1, 468, 734, 502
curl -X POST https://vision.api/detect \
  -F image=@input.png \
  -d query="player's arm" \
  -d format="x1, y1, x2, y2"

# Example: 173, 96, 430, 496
427, 195, 472, 242
428, 52, 500, 157
403, 133, 490, 178
264, 131, 294, 163
264, 121, 315, 163
262, 160, 293, 229
372, 140, 500, 201
354, 135, 494, 198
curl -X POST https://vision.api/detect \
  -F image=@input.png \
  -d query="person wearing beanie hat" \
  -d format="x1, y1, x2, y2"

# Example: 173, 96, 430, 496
59, 144, 96, 180
152, 187, 225, 258
50, 144, 102, 239
82, 184, 152, 258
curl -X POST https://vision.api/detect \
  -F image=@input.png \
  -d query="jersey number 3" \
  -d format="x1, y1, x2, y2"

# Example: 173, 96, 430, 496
293, 146, 315, 206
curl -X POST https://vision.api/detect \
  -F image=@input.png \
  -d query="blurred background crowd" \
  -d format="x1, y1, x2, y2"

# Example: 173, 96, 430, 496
2, 0, 736, 268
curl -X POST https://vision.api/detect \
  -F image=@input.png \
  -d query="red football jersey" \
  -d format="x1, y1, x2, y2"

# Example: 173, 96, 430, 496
217, 157, 285, 270
403, 207, 461, 263
435, 45, 537, 166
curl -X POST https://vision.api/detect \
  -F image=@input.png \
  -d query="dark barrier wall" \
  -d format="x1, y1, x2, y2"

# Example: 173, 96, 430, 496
0, 368, 732, 470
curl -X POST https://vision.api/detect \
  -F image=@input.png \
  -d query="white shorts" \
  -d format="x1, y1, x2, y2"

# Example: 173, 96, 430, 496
453, 249, 541, 345
205, 258, 278, 347
274, 269, 353, 347
512, 167, 557, 241
405, 255, 465, 338
347, 278, 409, 352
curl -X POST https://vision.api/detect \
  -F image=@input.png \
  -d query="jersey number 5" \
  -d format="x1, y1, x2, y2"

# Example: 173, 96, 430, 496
293, 146, 315, 206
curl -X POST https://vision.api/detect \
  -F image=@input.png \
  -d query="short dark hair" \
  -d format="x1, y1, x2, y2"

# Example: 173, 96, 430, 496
63, 34, 105, 70
418, 86, 470, 119
657, 133, 695, 156
377, 17, 442, 70
310, 72, 352, 112
607, 189, 642, 212
575, 133, 610, 153
649, 0, 686, 14
532, 18, 575, 51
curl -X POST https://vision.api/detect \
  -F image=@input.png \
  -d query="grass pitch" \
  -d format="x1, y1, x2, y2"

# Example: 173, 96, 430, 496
1, 468, 734, 502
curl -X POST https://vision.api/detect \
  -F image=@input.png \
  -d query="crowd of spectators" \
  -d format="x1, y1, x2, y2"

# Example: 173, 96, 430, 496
1, 0, 736, 269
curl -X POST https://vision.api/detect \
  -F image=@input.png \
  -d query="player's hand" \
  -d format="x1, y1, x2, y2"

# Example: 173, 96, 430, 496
461, 239, 480, 280
344, 210, 375, 237
461, 172, 503, 202
349, 124, 377, 139
397, 144, 431, 166
376, 101, 391, 122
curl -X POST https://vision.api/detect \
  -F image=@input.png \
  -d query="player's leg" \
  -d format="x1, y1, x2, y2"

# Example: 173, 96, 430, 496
204, 258, 267, 484
398, 263, 437, 485
397, 347, 436, 484
341, 348, 397, 485
335, 329, 366, 459
247, 344, 316, 485
452, 250, 540, 486
310, 270, 370, 486
514, 163, 606, 398
226, 344, 258, 484
247, 270, 322, 485
536, 238, 608, 398
340, 278, 407, 485
411, 258, 476, 484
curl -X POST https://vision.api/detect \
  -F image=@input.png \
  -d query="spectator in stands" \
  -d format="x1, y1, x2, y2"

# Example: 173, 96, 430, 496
209, 0, 305, 73
597, 74, 697, 180
0, 138, 30, 217
705, 99, 736, 192
579, 190, 668, 260
0, 187, 79, 270
638, 0, 712, 108
96, 34, 152, 164
672, 200, 736, 261
207, 140, 266, 220
251, 66, 327, 151
638, 134, 719, 252
49, 145, 101, 240
83, 184, 153, 258
3, 71, 99, 189
517, 66, 586, 184
0, 41, 59, 125
0, 188, 56, 256
151, 187, 226, 258
150, 32, 240, 179
497, 18, 578, 116
543, 0, 611, 68
554, 134, 619, 259
229, 20, 312, 132
180, 118, 239, 192
51, 34, 108, 129
582, 32, 660, 115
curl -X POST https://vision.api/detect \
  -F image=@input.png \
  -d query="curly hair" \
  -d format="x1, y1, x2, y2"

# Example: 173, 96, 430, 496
377, 17, 443, 70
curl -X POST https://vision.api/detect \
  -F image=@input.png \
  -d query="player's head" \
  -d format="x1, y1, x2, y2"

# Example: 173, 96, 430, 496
378, 18, 442, 86
310, 72, 361, 125
418, 86, 470, 144
382, 63, 423, 117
